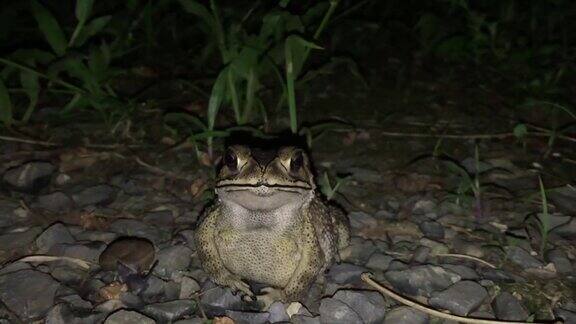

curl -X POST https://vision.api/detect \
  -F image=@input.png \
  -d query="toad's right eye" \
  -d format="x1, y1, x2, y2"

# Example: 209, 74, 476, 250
224, 149, 238, 172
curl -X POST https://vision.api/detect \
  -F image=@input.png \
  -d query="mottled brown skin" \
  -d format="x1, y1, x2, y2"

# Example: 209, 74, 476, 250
99, 237, 156, 273
194, 145, 350, 303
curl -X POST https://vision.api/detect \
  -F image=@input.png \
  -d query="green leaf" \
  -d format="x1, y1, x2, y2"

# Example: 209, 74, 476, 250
30, 0, 68, 56
164, 112, 207, 130
178, 0, 215, 28
207, 68, 228, 130
513, 123, 528, 139
75, 0, 94, 23
74, 15, 112, 47
20, 70, 40, 123
0, 78, 13, 126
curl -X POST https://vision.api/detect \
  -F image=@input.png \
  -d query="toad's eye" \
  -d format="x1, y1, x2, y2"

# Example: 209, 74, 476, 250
224, 149, 238, 172
290, 151, 304, 174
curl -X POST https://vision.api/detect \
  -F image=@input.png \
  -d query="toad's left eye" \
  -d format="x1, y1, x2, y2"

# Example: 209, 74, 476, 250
290, 151, 304, 174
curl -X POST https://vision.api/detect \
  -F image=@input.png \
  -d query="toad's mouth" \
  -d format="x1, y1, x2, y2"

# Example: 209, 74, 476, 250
216, 184, 311, 210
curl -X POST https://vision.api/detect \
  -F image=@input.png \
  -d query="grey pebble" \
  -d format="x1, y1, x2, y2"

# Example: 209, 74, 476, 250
384, 306, 429, 324
104, 309, 156, 324
72, 184, 117, 207
333, 290, 386, 324
492, 292, 529, 321
36, 222, 75, 253
3, 161, 55, 193
385, 265, 461, 297
319, 298, 363, 324
0, 269, 61, 321
429, 280, 488, 315
143, 299, 196, 322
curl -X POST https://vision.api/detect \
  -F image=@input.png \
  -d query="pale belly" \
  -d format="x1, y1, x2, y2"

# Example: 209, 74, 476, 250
216, 229, 301, 287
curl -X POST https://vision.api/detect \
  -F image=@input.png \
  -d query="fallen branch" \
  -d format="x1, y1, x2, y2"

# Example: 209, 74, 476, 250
361, 273, 561, 324
12, 255, 94, 270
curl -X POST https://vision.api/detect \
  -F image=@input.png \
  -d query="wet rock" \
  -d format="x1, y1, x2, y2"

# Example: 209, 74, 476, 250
383, 306, 429, 324
94, 300, 126, 313
340, 237, 377, 264
548, 186, 576, 214
0, 226, 42, 251
143, 210, 174, 227
492, 292, 529, 321
174, 318, 205, 324
479, 268, 520, 283
366, 253, 394, 271
49, 241, 106, 264
109, 219, 168, 244
411, 246, 431, 263
555, 308, 576, 324
385, 265, 461, 297
104, 310, 155, 324
325, 263, 367, 284
546, 249, 573, 274
36, 222, 75, 253
50, 266, 87, 285
110, 175, 146, 196
200, 285, 246, 316
319, 298, 363, 323
553, 218, 576, 240
267, 302, 289, 323
291, 314, 321, 324
333, 290, 386, 324
72, 184, 116, 207
429, 281, 487, 315
505, 246, 544, 269
0, 269, 61, 321
74, 230, 117, 243
35, 192, 74, 212
412, 199, 436, 215
143, 300, 196, 322
418, 237, 449, 255
387, 260, 409, 271
348, 211, 378, 229
178, 276, 201, 299
154, 245, 192, 277
57, 294, 92, 310
3, 161, 55, 192
374, 209, 396, 220
419, 221, 444, 239
225, 310, 269, 324
0, 201, 29, 227
45, 303, 104, 324
441, 264, 479, 280
0, 262, 31, 275
140, 276, 180, 303
348, 167, 384, 183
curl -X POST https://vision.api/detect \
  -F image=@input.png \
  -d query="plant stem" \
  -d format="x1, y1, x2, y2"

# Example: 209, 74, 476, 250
285, 37, 297, 133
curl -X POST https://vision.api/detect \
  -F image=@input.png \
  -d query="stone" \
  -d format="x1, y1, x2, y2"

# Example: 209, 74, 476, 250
178, 276, 201, 299
383, 306, 429, 324
72, 184, 117, 207
492, 292, 529, 321
104, 310, 155, 324
143, 300, 196, 322
154, 245, 192, 277
348, 211, 378, 229
36, 222, 75, 253
411, 246, 431, 264
143, 210, 174, 227
3, 161, 55, 192
319, 298, 363, 323
325, 263, 367, 284
429, 281, 488, 315
291, 314, 321, 324
48, 242, 106, 264
553, 217, 576, 240
0, 201, 29, 227
36, 192, 74, 212
45, 303, 104, 324
441, 264, 479, 280
267, 302, 289, 323
546, 249, 573, 274
340, 237, 377, 264
225, 310, 270, 324
0, 226, 42, 251
200, 285, 246, 316
385, 265, 461, 297
0, 262, 31, 276
366, 253, 394, 271
0, 269, 61, 321
419, 221, 445, 239
505, 246, 544, 269
50, 266, 87, 285
333, 290, 386, 324
109, 219, 168, 244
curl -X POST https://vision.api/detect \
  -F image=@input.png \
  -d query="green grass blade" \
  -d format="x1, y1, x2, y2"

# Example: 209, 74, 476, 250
538, 176, 550, 255
30, 0, 68, 56
75, 0, 94, 23
285, 36, 297, 133
0, 78, 13, 127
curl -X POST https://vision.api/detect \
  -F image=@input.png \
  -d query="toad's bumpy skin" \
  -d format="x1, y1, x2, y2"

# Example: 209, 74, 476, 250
194, 145, 350, 302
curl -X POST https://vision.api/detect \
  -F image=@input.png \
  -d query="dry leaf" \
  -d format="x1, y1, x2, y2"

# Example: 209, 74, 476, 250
198, 151, 213, 167
59, 148, 111, 173
213, 316, 235, 324
80, 211, 109, 230
99, 282, 127, 300
190, 177, 208, 197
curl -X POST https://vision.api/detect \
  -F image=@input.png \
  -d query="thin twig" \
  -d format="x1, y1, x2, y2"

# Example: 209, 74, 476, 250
12, 255, 94, 270
361, 273, 561, 324
435, 253, 497, 269
134, 157, 189, 180
0, 135, 143, 149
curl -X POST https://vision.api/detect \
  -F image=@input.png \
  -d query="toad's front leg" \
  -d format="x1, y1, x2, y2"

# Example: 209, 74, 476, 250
195, 207, 253, 297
